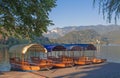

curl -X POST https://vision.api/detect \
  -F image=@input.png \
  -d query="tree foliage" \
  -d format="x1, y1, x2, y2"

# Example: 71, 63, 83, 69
0, 0, 56, 39
51, 29, 100, 44
31, 36, 51, 44
94, 0, 120, 23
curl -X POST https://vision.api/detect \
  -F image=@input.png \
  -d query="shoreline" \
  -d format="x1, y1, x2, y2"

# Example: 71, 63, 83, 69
0, 62, 120, 78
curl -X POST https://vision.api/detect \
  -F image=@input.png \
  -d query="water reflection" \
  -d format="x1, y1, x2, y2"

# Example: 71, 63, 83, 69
0, 48, 11, 71
99, 44, 120, 63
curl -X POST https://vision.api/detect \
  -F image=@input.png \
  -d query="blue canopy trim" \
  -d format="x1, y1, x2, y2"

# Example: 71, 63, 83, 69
43, 44, 55, 52
44, 44, 96, 52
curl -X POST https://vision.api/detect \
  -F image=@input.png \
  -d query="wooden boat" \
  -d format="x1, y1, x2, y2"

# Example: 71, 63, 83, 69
64, 44, 106, 65
53, 55, 74, 67
91, 57, 106, 64
45, 45, 74, 68
9, 44, 49, 71
74, 56, 92, 65
30, 56, 53, 70
10, 57, 40, 71
86, 44, 106, 64
69, 44, 92, 65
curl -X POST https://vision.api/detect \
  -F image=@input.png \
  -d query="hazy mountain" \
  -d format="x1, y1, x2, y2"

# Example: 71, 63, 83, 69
43, 25, 120, 39
102, 30, 120, 44
50, 29, 100, 44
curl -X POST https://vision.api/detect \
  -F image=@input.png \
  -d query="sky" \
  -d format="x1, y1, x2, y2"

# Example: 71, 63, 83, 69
48, 0, 119, 30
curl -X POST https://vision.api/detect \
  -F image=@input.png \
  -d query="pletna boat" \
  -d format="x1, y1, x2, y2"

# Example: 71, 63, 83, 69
9, 44, 48, 71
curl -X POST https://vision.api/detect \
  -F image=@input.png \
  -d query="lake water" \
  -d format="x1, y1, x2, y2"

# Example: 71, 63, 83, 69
0, 44, 120, 71
0, 48, 10, 71
98, 44, 120, 63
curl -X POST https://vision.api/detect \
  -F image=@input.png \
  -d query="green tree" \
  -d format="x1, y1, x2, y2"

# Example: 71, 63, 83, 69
0, 0, 56, 39
94, 0, 120, 23
31, 36, 51, 44
5, 37, 19, 47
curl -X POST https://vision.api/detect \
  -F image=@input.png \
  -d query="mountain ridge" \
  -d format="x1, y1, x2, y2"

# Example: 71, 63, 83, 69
43, 25, 120, 39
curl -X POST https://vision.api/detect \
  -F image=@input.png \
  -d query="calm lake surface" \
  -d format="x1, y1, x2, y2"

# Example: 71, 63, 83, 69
99, 44, 120, 63
0, 44, 120, 71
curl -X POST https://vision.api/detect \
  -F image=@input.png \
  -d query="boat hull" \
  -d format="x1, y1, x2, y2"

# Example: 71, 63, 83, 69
10, 63, 40, 71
